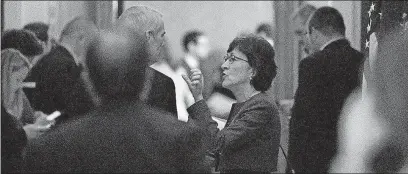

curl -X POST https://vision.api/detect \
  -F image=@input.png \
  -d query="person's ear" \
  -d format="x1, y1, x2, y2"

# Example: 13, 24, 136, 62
77, 32, 86, 45
145, 30, 154, 41
308, 27, 313, 35
250, 69, 256, 78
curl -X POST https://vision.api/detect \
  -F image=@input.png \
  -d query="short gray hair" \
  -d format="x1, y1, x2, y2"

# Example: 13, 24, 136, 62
60, 16, 97, 41
116, 5, 163, 35
291, 3, 317, 25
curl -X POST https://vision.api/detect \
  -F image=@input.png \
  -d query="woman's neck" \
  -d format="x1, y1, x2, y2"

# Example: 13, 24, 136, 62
231, 85, 260, 103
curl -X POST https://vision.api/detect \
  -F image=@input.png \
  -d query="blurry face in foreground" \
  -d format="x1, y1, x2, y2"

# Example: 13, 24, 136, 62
195, 36, 210, 59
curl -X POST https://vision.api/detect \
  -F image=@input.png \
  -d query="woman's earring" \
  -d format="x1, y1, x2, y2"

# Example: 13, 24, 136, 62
250, 74, 255, 80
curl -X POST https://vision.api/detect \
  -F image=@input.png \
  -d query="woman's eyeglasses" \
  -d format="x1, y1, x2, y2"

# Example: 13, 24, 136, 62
223, 55, 248, 64
295, 29, 308, 36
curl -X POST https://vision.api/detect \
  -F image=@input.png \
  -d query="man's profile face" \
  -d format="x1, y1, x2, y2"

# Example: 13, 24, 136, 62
293, 16, 311, 55
148, 21, 166, 63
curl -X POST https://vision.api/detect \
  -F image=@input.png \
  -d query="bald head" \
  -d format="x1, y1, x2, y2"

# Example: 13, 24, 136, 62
60, 16, 97, 42
59, 16, 98, 60
85, 28, 148, 102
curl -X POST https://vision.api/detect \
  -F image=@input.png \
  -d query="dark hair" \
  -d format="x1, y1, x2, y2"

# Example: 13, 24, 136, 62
227, 34, 277, 92
23, 22, 49, 43
182, 30, 204, 52
85, 28, 149, 102
256, 23, 273, 38
1, 29, 43, 57
308, 6, 345, 36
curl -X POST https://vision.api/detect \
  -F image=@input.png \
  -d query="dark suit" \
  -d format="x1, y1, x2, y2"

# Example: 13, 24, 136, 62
288, 39, 364, 173
188, 93, 281, 172
144, 67, 177, 115
24, 45, 93, 122
23, 100, 212, 173
1, 104, 27, 173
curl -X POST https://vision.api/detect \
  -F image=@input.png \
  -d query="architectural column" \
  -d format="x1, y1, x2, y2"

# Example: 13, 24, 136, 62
272, 1, 297, 100
85, 1, 113, 30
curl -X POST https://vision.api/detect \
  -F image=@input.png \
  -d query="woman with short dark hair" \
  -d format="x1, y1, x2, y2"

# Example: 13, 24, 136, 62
1, 29, 53, 141
184, 34, 280, 173
1, 29, 43, 60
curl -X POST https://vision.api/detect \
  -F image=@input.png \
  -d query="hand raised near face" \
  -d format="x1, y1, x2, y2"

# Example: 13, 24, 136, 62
182, 68, 204, 102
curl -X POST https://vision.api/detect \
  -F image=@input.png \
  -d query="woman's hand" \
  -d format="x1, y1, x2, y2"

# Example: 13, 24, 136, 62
23, 111, 56, 140
33, 111, 56, 127
23, 123, 50, 140
182, 68, 204, 102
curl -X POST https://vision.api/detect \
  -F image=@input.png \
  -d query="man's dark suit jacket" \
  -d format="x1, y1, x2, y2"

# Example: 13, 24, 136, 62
24, 45, 93, 122
288, 39, 364, 173
187, 93, 281, 172
1, 104, 27, 173
145, 67, 177, 116
23, 100, 212, 173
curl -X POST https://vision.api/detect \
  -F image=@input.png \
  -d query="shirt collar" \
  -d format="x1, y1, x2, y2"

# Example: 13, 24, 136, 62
320, 37, 346, 51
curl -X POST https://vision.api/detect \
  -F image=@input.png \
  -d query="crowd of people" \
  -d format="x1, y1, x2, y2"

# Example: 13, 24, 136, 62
2, 3, 407, 173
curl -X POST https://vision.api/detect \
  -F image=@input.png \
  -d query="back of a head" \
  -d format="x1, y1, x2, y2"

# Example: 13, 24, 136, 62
60, 16, 97, 42
85, 28, 149, 103
116, 5, 163, 36
308, 6, 346, 36
255, 23, 273, 38
23, 22, 49, 43
182, 30, 204, 53
291, 3, 317, 25
1, 29, 43, 58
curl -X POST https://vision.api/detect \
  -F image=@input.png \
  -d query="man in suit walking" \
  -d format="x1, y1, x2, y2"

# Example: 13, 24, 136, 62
24, 16, 97, 124
23, 28, 213, 173
115, 5, 177, 116
287, 7, 365, 173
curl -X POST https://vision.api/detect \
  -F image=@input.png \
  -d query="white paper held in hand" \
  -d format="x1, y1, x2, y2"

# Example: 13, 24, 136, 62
46, 111, 62, 121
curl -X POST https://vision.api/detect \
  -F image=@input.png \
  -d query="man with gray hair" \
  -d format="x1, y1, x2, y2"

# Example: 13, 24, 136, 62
290, 3, 317, 55
115, 5, 177, 116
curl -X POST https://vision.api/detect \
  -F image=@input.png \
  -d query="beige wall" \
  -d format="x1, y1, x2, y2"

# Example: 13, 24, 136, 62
3, 1, 86, 40
4, 1, 25, 30
124, 1, 275, 59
